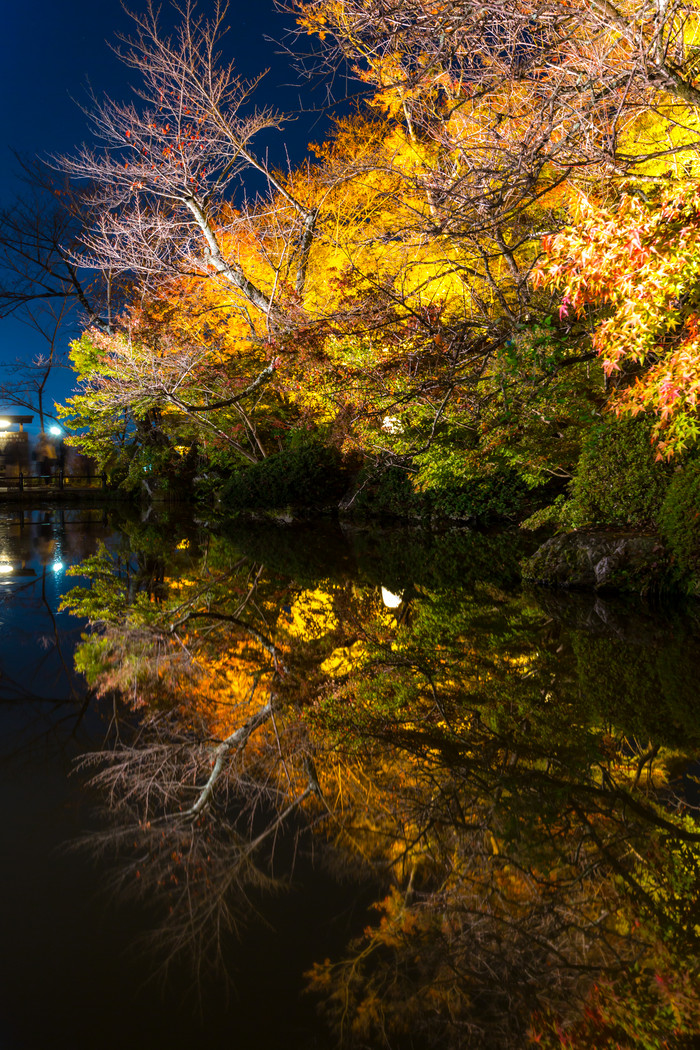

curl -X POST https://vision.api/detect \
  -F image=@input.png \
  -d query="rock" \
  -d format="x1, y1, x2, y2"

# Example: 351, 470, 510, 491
522, 530, 670, 593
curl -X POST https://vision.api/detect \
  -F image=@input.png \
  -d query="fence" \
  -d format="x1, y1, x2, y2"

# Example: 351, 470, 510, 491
0, 471, 108, 491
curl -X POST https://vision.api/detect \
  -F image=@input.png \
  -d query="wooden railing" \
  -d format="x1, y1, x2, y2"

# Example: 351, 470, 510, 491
1, 472, 108, 491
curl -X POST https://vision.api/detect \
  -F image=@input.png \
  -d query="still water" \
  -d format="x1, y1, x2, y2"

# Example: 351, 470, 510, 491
1, 505, 700, 1049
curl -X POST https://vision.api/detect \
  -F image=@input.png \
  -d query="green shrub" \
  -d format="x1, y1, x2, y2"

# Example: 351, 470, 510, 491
416, 446, 531, 522
520, 494, 570, 531
566, 416, 672, 527
658, 459, 700, 573
347, 465, 421, 518
425, 469, 527, 522
120, 442, 181, 495
221, 432, 347, 510
347, 459, 527, 523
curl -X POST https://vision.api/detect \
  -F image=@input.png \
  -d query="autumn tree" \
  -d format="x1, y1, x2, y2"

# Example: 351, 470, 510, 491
56, 0, 700, 491
46, 1, 322, 475
289, 0, 700, 180
62, 1, 317, 340
272, 0, 700, 474
62, 289, 285, 478
535, 180, 700, 457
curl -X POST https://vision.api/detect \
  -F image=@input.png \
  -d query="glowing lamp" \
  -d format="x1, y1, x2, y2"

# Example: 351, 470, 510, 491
381, 587, 403, 609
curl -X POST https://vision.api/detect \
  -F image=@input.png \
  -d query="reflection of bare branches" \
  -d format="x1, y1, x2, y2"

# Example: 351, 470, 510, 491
169, 610, 287, 671
187, 692, 272, 819
76, 688, 325, 981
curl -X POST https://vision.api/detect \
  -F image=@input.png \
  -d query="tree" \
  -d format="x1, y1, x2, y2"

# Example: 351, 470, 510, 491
62, 303, 283, 473
61, 1, 317, 342
56, 0, 700, 489
290, 0, 700, 168
50, 1, 335, 471
0, 163, 107, 429
259, 0, 700, 488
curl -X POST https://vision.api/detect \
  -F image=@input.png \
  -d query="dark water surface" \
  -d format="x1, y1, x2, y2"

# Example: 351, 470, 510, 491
0, 507, 350, 1050
1, 505, 700, 1049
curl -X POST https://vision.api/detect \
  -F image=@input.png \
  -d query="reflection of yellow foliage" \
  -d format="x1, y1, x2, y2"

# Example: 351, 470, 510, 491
282, 587, 339, 640
184, 636, 275, 741
321, 640, 368, 676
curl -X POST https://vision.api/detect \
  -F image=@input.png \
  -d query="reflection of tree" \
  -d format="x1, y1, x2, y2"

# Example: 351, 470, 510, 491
78, 697, 324, 977
64, 523, 700, 1046
304, 588, 700, 1047
64, 530, 328, 977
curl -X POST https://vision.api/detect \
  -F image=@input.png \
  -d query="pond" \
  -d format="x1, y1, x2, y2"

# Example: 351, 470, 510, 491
1, 504, 700, 1049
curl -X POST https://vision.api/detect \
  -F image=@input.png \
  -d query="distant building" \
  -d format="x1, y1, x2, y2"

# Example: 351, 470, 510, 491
0, 414, 33, 476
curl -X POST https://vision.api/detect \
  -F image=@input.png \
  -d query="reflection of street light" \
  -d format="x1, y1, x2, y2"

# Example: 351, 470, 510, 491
381, 586, 403, 609
52, 561, 64, 573
0, 562, 13, 574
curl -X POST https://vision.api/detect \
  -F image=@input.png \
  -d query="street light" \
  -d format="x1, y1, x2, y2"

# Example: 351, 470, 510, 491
49, 425, 62, 437
0, 419, 10, 430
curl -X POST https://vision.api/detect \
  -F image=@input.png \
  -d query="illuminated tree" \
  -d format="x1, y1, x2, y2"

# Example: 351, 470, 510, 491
60, 1, 319, 415
276, 0, 700, 469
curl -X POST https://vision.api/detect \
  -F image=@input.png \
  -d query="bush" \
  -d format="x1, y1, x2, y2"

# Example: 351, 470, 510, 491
220, 432, 347, 510
346, 459, 528, 523
120, 442, 180, 495
566, 416, 672, 527
658, 459, 700, 573
520, 494, 570, 531
348, 464, 422, 518
425, 469, 527, 522
416, 446, 532, 522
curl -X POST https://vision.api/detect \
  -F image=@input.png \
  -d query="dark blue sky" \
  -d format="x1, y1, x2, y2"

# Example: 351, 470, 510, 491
0, 0, 333, 428
0, 1, 323, 194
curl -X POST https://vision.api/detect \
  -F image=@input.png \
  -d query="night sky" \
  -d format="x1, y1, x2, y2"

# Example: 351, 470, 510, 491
0, 0, 336, 427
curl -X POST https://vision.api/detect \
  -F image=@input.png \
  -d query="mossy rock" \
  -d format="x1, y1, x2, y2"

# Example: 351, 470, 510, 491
522, 530, 671, 593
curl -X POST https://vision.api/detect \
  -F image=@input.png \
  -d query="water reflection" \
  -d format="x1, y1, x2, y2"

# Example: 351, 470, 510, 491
0, 506, 114, 716
61, 518, 700, 1049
